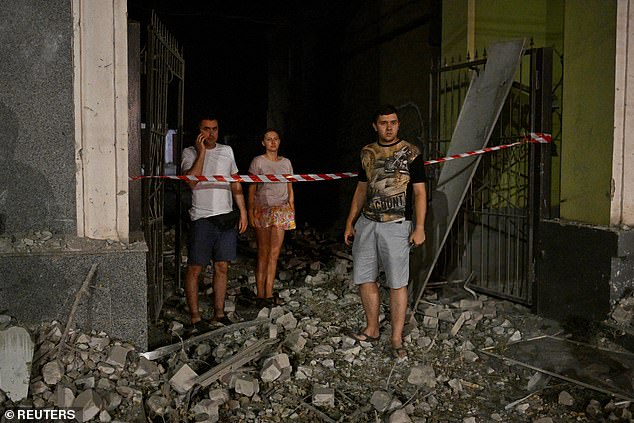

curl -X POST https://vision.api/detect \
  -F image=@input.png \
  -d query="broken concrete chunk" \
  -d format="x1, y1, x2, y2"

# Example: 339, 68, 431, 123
105, 345, 133, 368
234, 374, 259, 397
0, 326, 34, 401
169, 364, 198, 394
312, 385, 335, 407
276, 312, 298, 330
54, 385, 75, 408
260, 361, 282, 383
389, 409, 413, 423
146, 395, 170, 417
73, 389, 103, 423
370, 390, 393, 412
284, 330, 307, 353
407, 365, 436, 388
42, 360, 64, 385
558, 390, 574, 406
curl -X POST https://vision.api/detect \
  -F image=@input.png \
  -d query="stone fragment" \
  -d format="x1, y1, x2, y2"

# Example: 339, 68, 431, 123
0, 326, 34, 401
312, 385, 335, 407
558, 390, 574, 406
192, 398, 220, 423
422, 316, 439, 329
508, 330, 522, 342
284, 330, 307, 353
533, 418, 554, 423
260, 360, 282, 382
448, 378, 463, 393
99, 410, 112, 422
169, 364, 198, 394
73, 389, 103, 423
276, 312, 298, 330
105, 345, 133, 368
133, 357, 160, 380
88, 336, 110, 352
146, 395, 170, 416
54, 385, 75, 408
75, 376, 95, 389
463, 417, 476, 423
389, 409, 412, 423
370, 390, 392, 412
208, 388, 230, 405
407, 366, 436, 388
234, 375, 259, 397
42, 361, 64, 385
461, 350, 479, 363
526, 372, 550, 391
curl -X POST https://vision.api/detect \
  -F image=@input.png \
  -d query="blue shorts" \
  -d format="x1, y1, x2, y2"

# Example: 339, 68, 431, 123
187, 218, 237, 266
352, 215, 412, 289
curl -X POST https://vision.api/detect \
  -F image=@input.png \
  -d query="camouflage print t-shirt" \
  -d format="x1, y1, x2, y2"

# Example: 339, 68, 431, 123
357, 139, 424, 222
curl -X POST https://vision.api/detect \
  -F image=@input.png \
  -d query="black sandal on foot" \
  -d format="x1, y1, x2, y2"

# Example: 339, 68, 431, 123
210, 315, 233, 326
186, 319, 215, 336
346, 329, 380, 343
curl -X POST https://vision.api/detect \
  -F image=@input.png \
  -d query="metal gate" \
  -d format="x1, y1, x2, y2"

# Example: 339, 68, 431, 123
428, 47, 552, 304
142, 12, 185, 322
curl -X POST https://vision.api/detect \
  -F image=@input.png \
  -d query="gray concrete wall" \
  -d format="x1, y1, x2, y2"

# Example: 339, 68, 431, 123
0, 0, 76, 235
0, 238, 148, 350
0, 1, 150, 349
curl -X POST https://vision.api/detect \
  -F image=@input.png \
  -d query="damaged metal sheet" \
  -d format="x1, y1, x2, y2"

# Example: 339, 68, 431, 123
411, 38, 527, 306
140, 318, 270, 361
195, 338, 279, 387
480, 335, 634, 401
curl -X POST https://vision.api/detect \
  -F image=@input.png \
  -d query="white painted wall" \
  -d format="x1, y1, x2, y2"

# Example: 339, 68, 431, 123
72, 0, 129, 241
612, 0, 634, 227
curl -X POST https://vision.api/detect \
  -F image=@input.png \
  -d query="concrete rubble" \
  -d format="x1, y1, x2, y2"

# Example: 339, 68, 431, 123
1, 226, 634, 421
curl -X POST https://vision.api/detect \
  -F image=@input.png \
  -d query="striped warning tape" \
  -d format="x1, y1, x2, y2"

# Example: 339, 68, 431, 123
423, 132, 551, 166
129, 132, 551, 183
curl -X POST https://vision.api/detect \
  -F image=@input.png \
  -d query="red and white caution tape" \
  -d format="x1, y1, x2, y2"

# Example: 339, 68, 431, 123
129, 172, 357, 183
423, 132, 551, 166
129, 132, 551, 182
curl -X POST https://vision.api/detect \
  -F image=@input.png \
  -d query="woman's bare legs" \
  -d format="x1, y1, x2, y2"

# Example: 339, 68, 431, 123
255, 226, 286, 298
264, 227, 285, 298
255, 227, 271, 298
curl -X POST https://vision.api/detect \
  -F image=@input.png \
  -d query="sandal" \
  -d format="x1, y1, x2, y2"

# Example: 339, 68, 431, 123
268, 293, 285, 306
211, 315, 233, 326
390, 345, 408, 361
185, 319, 215, 336
346, 329, 380, 343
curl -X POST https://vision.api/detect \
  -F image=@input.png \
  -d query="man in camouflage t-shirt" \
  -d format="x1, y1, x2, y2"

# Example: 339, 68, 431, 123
344, 105, 427, 361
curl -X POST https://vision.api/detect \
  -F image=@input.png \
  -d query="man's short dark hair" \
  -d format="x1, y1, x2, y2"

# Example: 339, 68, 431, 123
198, 113, 219, 127
373, 105, 399, 123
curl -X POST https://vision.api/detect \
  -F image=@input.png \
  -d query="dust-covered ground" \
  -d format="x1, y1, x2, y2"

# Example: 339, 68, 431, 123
1, 227, 633, 422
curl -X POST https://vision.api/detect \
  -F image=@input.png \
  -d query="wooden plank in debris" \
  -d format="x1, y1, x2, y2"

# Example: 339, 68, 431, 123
140, 318, 270, 361
195, 338, 278, 387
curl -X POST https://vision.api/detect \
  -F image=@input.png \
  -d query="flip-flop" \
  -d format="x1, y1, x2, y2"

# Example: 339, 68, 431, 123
211, 315, 233, 326
347, 329, 380, 343
185, 319, 215, 336
390, 345, 408, 361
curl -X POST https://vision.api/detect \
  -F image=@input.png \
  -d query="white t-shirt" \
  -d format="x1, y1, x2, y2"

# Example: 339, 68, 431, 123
181, 144, 238, 221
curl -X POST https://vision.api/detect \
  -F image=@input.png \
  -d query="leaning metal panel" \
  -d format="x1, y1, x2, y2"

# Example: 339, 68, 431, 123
411, 39, 527, 307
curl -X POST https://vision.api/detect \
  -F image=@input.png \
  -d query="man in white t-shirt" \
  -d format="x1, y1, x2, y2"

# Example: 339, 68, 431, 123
181, 115, 248, 332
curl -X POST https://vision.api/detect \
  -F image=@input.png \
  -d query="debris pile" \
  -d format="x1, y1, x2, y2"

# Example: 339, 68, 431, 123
1, 227, 633, 422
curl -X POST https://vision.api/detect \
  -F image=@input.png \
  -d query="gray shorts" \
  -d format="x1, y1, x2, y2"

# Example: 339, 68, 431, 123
352, 215, 412, 289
